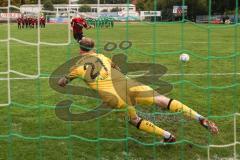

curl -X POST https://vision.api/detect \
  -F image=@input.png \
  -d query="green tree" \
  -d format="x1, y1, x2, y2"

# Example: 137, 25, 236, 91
211, 0, 236, 14
78, 0, 97, 4
43, 0, 54, 11
0, 0, 8, 7
79, 5, 91, 12
24, 0, 37, 4
20, 0, 26, 5
52, 0, 68, 4
184, 0, 208, 19
1, 0, 23, 6
136, 0, 144, 11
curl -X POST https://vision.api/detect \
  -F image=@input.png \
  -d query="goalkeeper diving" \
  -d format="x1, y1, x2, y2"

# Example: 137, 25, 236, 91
58, 38, 219, 142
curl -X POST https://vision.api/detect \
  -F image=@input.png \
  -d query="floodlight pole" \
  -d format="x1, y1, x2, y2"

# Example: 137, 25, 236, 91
97, 0, 100, 17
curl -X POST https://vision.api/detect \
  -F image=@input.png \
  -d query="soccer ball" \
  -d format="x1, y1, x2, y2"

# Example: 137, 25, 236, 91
179, 53, 190, 62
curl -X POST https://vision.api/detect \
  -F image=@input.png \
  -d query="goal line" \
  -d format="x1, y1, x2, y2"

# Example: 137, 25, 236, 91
0, 72, 239, 81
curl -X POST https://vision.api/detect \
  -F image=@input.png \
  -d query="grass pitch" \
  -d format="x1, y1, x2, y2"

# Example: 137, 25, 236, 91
0, 22, 240, 160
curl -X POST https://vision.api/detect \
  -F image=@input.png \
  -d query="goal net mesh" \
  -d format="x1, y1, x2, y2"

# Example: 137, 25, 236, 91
0, 0, 239, 159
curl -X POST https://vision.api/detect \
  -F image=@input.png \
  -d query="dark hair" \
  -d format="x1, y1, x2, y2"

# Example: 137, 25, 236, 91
79, 38, 95, 52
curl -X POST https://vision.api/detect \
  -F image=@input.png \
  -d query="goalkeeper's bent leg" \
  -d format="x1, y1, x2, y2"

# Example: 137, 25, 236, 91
128, 106, 173, 140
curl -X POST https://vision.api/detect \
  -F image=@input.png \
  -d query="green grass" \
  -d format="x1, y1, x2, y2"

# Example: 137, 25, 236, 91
0, 22, 240, 160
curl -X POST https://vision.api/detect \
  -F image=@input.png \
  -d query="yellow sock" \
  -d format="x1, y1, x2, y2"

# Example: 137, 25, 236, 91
168, 99, 202, 120
137, 119, 169, 138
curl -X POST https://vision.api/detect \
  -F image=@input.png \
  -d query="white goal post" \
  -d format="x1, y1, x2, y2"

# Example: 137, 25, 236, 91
0, 0, 72, 107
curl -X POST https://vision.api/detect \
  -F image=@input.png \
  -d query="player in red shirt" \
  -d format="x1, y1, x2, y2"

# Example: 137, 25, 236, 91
23, 16, 28, 28
40, 16, 46, 28
16, 17, 22, 29
34, 17, 38, 28
71, 15, 92, 42
20, 16, 25, 28
31, 17, 35, 28
27, 17, 32, 28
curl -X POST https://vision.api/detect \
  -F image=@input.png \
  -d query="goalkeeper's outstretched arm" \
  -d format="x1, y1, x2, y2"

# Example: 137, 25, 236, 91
58, 66, 80, 87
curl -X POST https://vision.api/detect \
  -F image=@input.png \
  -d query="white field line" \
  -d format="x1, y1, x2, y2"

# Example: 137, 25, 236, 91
40, 42, 71, 46
0, 41, 239, 46
9, 70, 39, 78
210, 142, 240, 148
10, 38, 38, 46
0, 72, 240, 81
0, 72, 8, 75
0, 103, 10, 107
165, 72, 240, 76
129, 72, 240, 78
0, 39, 8, 42
9, 38, 71, 46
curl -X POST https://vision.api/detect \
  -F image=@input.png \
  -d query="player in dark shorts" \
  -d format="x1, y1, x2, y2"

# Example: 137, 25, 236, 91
40, 16, 46, 28
16, 17, 22, 29
71, 15, 93, 42
31, 17, 35, 28
21, 16, 25, 28
23, 16, 28, 28
34, 17, 38, 28
28, 17, 33, 28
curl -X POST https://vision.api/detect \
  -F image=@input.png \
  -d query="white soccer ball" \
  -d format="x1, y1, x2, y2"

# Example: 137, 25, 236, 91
179, 53, 190, 62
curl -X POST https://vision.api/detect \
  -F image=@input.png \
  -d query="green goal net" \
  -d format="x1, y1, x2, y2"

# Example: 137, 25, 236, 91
0, 0, 239, 159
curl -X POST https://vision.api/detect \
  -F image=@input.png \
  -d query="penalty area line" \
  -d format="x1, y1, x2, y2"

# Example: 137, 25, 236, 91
0, 72, 240, 81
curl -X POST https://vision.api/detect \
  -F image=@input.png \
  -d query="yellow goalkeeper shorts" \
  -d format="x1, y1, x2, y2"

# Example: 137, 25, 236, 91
89, 78, 159, 109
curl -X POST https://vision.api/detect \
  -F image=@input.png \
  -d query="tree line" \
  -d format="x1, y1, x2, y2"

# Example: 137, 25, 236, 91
0, 0, 69, 7
1, 0, 239, 17
0, 0, 130, 6
136, 0, 239, 16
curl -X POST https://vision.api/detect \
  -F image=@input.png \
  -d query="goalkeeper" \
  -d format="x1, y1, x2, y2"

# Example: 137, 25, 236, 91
58, 38, 219, 142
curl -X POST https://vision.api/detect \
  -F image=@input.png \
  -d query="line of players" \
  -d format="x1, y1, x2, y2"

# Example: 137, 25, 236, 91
16, 15, 46, 29
86, 17, 114, 28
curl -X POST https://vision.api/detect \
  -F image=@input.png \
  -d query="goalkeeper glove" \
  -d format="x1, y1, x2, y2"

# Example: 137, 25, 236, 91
58, 76, 70, 87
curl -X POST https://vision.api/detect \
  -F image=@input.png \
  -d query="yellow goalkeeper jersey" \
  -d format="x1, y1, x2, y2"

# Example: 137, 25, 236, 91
67, 52, 125, 90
